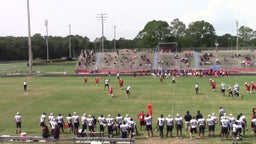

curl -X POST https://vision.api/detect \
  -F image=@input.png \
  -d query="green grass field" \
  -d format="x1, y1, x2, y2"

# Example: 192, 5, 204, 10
0, 74, 256, 144
0, 61, 77, 75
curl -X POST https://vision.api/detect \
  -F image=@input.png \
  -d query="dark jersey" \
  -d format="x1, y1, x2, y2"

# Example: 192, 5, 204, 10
184, 114, 192, 121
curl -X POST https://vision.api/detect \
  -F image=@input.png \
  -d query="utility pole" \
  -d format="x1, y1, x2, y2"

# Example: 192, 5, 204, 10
44, 20, 49, 61
68, 24, 72, 58
235, 20, 239, 52
243, 26, 245, 48
113, 25, 116, 52
26, 0, 33, 74
97, 13, 108, 53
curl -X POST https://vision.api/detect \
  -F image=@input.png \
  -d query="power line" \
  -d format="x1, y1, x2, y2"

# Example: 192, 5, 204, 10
97, 13, 108, 53
26, 0, 33, 74
113, 25, 117, 52
235, 20, 239, 52
44, 20, 49, 61
68, 24, 72, 58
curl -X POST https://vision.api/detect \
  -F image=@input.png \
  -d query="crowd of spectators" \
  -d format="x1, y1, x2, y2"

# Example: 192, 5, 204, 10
240, 55, 252, 66
100, 49, 154, 70
200, 52, 213, 65
77, 49, 256, 74
153, 68, 230, 77
78, 49, 95, 69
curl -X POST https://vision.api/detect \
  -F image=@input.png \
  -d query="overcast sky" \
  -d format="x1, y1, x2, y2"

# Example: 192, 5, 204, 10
0, 0, 255, 41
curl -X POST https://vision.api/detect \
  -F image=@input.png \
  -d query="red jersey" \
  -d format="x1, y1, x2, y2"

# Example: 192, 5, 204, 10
251, 82, 256, 90
119, 79, 124, 87
109, 87, 113, 94
137, 112, 145, 122
210, 79, 214, 86
211, 82, 216, 89
84, 77, 88, 83
160, 76, 163, 82
95, 77, 99, 84
245, 83, 250, 91
251, 114, 256, 120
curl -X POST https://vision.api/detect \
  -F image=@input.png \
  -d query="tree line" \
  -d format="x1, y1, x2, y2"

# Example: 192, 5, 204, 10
1, 18, 256, 61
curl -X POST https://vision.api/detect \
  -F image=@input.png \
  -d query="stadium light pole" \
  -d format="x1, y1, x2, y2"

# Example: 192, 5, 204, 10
229, 37, 232, 50
44, 20, 49, 61
26, 0, 33, 74
68, 24, 72, 58
215, 41, 219, 60
113, 25, 116, 52
235, 20, 239, 52
175, 42, 177, 53
215, 41, 219, 52
97, 13, 108, 53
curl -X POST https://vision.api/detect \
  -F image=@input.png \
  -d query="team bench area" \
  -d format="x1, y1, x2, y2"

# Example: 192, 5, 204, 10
0, 135, 135, 144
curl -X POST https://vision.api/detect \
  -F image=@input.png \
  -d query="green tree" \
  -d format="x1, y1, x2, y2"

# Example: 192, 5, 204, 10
49, 36, 68, 58
3, 36, 19, 60
15, 37, 28, 60
79, 36, 90, 50
69, 35, 90, 56
217, 33, 236, 49
92, 36, 112, 52
186, 20, 216, 47
238, 26, 254, 47
0, 36, 28, 60
93, 37, 101, 52
170, 18, 187, 48
135, 20, 171, 48
170, 18, 186, 38
31, 33, 45, 59
116, 37, 136, 49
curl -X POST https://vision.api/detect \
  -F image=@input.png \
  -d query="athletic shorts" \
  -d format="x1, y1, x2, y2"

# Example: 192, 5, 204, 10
140, 121, 145, 126
190, 127, 197, 133
166, 125, 173, 131
221, 127, 228, 134
146, 125, 152, 131
16, 122, 21, 128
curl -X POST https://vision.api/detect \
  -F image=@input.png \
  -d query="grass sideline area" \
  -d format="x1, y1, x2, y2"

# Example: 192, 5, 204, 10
0, 75, 256, 143
0, 61, 77, 75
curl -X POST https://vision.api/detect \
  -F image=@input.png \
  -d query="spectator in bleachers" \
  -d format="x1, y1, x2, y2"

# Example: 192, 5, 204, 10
216, 58, 221, 64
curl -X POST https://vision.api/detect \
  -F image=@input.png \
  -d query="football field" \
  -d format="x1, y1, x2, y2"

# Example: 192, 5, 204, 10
0, 75, 255, 144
